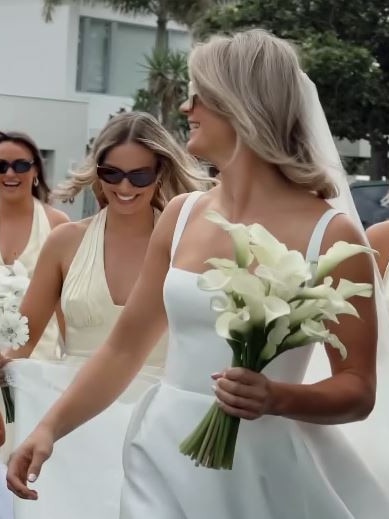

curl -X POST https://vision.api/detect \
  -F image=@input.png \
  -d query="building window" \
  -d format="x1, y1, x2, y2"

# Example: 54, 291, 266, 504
77, 17, 111, 94
76, 16, 190, 98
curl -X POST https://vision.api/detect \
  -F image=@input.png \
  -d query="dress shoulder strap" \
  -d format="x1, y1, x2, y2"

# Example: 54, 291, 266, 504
306, 208, 342, 264
34, 199, 51, 237
170, 191, 203, 262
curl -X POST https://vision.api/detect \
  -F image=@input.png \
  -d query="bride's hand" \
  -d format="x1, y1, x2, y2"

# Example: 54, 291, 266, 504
212, 368, 274, 420
6, 425, 54, 500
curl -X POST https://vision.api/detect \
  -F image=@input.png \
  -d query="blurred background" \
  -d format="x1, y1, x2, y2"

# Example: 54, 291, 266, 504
0, 0, 388, 225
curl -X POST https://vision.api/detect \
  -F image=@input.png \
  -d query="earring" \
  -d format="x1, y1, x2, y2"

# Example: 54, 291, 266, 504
33, 177, 39, 187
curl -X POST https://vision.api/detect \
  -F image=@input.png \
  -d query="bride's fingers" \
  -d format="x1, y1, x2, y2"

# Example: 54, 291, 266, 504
210, 371, 226, 380
7, 453, 38, 500
212, 384, 264, 416
214, 395, 259, 420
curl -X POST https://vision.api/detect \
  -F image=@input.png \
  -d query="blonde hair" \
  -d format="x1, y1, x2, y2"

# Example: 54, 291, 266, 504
189, 29, 338, 198
52, 111, 205, 210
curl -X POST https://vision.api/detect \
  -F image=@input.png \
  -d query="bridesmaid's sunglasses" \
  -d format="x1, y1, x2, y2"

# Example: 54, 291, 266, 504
96, 165, 158, 187
0, 159, 35, 174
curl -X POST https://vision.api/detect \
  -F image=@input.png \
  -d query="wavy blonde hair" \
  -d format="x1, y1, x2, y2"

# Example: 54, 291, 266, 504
188, 29, 338, 198
52, 111, 205, 210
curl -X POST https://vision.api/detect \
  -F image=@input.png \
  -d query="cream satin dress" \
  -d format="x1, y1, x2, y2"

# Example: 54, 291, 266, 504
8, 207, 167, 519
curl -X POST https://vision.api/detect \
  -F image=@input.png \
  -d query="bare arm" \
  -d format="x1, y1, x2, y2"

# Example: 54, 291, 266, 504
366, 220, 389, 278
215, 215, 378, 425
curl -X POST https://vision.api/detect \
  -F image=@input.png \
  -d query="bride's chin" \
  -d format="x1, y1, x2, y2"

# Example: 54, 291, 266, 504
186, 141, 209, 162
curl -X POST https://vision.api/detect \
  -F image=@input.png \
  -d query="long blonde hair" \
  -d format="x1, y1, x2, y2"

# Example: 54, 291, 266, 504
189, 29, 338, 198
52, 111, 205, 210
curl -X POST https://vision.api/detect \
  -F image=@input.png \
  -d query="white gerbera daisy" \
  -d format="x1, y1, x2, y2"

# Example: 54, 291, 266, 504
0, 311, 29, 350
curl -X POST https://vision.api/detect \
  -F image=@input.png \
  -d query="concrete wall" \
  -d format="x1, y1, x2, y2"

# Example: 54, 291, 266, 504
0, 93, 88, 220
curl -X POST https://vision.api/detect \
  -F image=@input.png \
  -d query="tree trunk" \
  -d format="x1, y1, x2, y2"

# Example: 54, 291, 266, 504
369, 136, 389, 181
155, 0, 169, 52
155, 15, 168, 52
147, 1, 169, 118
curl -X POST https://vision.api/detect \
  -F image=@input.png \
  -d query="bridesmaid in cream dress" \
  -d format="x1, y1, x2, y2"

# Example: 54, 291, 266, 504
2, 112, 203, 519
0, 131, 68, 461
0, 131, 68, 359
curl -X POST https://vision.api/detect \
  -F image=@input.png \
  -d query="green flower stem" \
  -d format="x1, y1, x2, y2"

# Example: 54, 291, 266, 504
1, 386, 14, 424
180, 335, 266, 470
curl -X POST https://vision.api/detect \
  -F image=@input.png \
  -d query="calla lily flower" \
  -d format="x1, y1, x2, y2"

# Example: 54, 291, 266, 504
206, 211, 253, 268
261, 316, 290, 360
215, 309, 251, 340
315, 241, 375, 282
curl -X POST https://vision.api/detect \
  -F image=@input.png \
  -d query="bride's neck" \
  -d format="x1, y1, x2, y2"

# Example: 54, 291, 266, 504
215, 151, 292, 220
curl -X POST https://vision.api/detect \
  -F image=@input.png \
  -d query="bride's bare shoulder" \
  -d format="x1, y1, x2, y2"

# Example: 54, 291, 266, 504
366, 220, 389, 277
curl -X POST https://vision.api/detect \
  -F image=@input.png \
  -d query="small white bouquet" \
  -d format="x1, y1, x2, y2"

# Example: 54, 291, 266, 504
0, 261, 30, 423
179, 212, 375, 470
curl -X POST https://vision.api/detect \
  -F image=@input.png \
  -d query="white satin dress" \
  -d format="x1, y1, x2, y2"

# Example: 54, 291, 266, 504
120, 192, 389, 519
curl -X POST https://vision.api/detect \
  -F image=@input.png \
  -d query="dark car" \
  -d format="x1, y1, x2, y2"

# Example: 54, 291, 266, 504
350, 180, 389, 229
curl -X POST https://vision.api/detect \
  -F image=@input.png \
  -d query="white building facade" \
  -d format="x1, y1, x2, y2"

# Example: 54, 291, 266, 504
0, 0, 190, 218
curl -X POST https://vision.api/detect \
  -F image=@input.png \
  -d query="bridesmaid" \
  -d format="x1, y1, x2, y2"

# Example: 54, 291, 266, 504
0, 112, 204, 519
0, 131, 69, 358
0, 131, 68, 462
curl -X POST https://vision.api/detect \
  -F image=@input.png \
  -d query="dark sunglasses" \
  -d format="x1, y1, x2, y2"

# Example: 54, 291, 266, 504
0, 159, 35, 174
96, 165, 158, 187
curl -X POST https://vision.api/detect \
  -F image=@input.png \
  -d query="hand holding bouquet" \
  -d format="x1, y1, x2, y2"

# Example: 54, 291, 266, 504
179, 212, 374, 470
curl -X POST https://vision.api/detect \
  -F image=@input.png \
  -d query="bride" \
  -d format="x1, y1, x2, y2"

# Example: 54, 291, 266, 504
1, 111, 202, 519
6, 30, 389, 518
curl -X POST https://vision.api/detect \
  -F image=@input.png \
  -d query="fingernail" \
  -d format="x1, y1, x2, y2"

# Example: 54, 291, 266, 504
28, 474, 37, 483
210, 372, 220, 379
211, 384, 217, 392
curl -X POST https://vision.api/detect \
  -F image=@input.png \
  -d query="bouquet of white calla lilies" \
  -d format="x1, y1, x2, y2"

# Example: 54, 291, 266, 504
0, 260, 30, 423
180, 211, 375, 470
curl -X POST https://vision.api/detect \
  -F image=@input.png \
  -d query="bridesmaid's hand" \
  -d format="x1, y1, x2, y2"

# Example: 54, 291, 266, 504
0, 353, 10, 369
0, 353, 11, 387
212, 368, 273, 420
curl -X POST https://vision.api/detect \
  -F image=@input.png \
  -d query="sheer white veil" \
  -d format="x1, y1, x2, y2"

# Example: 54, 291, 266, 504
301, 74, 389, 487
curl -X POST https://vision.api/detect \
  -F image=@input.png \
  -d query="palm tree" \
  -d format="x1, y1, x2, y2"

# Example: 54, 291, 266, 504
133, 50, 189, 139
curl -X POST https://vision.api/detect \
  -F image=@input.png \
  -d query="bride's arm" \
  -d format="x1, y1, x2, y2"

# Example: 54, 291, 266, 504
366, 220, 389, 278
6, 195, 187, 499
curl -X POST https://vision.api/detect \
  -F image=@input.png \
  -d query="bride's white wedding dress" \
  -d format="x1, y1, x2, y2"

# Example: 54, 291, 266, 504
7, 208, 166, 519
120, 192, 389, 519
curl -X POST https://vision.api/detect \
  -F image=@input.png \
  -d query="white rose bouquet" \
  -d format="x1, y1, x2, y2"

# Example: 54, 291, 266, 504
179, 212, 375, 470
0, 261, 30, 423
